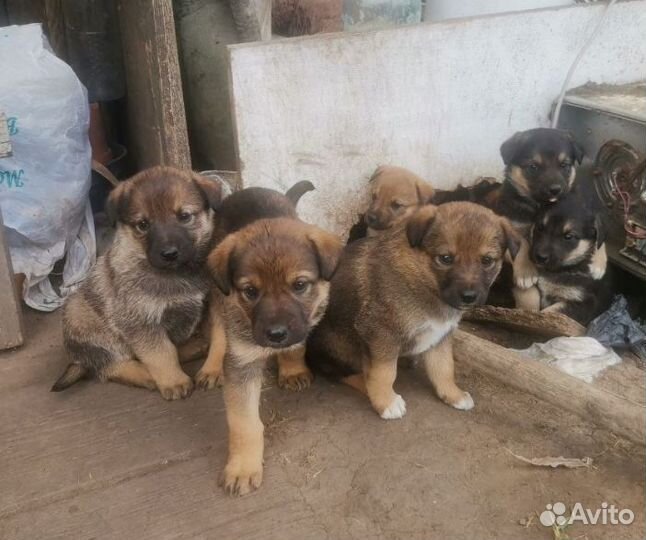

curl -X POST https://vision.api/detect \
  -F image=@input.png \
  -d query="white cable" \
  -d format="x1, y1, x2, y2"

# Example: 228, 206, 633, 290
551, 0, 619, 128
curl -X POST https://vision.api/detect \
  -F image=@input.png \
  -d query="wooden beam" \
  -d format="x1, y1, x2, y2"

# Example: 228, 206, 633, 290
453, 330, 645, 446
116, 0, 190, 170
0, 207, 24, 350
462, 305, 585, 338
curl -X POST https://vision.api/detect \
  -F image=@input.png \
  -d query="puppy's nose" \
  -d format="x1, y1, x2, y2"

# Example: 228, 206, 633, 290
460, 290, 478, 304
548, 184, 562, 197
161, 246, 179, 261
534, 252, 548, 265
265, 325, 288, 344
365, 212, 377, 226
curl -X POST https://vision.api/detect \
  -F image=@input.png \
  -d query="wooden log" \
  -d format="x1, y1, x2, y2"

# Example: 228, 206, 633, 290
0, 207, 24, 350
453, 329, 645, 446
116, 0, 191, 170
463, 305, 585, 338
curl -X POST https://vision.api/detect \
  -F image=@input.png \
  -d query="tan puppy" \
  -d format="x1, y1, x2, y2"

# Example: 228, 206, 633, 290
51, 167, 222, 399
209, 218, 343, 496
364, 165, 435, 235
307, 202, 520, 418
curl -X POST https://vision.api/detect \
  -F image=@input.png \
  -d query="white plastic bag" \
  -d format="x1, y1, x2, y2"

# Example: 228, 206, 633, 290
513, 337, 621, 383
0, 24, 95, 311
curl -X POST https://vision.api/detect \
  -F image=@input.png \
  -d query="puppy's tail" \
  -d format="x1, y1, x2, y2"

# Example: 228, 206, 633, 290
51, 362, 88, 392
285, 180, 315, 207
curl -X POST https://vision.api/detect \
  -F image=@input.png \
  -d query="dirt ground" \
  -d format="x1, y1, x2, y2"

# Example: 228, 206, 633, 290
0, 308, 644, 540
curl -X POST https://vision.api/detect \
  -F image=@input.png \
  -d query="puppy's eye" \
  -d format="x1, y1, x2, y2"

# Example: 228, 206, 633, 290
292, 279, 309, 293
481, 255, 495, 268
135, 219, 150, 233
526, 163, 539, 173
390, 201, 403, 211
563, 232, 575, 241
560, 162, 571, 169
242, 286, 259, 301
436, 254, 454, 266
178, 211, 193, 224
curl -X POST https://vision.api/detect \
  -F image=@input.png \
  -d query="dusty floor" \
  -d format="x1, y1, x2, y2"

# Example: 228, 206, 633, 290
0, 308, 644, 540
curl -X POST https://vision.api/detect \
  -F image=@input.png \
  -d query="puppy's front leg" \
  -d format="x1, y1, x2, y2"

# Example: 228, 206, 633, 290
277, 345, 313, 391
195, 313, 226, 390
512, 237, 538, 289
220, 360, 264, 496
424, 335, 474, 410
512, 284, 541, 311
364, 354, 406, 420
132, 333, 193, 400
589, 243, 607, 280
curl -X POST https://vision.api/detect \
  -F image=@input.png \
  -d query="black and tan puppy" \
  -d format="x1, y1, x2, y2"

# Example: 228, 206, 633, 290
51, 166, 222, 399
527, 192, 612, 325
208, 217, 343, 495
193, 180, 317, 390
307, 202, 519, 419
495, 128, 585, 291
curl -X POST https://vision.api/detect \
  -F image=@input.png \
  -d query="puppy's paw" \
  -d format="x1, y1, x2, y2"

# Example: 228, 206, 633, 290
278, 368, 313, 391
450, 391, 475, 411
219, 459, 263, 496
195, 368, 223, 390
589, 263, 606, 280
158, 374, 194, 400
380, 394, 407, 420
514, 272, 538, 289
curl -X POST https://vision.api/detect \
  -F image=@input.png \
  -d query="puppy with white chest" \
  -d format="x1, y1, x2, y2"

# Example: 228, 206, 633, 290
307, 202, 520, 419
528, 192, 612, 325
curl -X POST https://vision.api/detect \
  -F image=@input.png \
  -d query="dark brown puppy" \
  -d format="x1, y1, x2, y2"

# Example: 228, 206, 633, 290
307, 202, 519, 419
193, 180, 317, 390
51, 166, 222, 399
208, 218, 343, 495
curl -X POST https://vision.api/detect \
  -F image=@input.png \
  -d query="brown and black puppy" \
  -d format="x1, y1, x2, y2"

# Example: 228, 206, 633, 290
51, 166, 222, 399
527, 191, 612, 325
307, 202, 520, 419
348, 165, 434, 241
495, 128, 585, 292
208, 218, 343, 495
193, 180, 317, 390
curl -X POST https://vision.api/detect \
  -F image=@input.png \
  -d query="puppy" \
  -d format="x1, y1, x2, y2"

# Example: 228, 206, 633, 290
307, 202, 520, 419
51, 166, 222, 399
193, 181, 317, 391
348, 165, 434, 241
495, 128, 584, 292
208, 217, 343, 495
527, 192, 612, 325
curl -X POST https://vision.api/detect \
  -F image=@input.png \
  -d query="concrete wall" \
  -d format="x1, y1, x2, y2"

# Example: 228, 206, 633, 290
228, 0, 646, 236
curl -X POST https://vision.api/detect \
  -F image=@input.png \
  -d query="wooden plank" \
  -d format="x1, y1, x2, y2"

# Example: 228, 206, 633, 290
0, 112, 11, 158
453, 329, 646, 446
116, 0, 190, 170
0, 206, 24, 350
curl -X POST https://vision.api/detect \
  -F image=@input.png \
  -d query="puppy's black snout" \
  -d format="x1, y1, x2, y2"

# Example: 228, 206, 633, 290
548, 184, 562, 197
365, 212, 377, 226
460, 290, 478, 304
534, 252, 548, 265
161, 246, 179, 261
265, 325, 288, 344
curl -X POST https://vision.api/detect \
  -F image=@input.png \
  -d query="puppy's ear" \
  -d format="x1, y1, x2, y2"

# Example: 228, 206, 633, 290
561, 130, 584, 164
415, 180, 435, 205
191, 173, 223, 210
593, 214, 606, 248
500, 217, 521, 260
369, 166, 385, 183
500, 131, 526, 165
308, 227, 344, 280
406, 205, 437, 248
105, 181, 131, 227
207, 235, 237, 295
